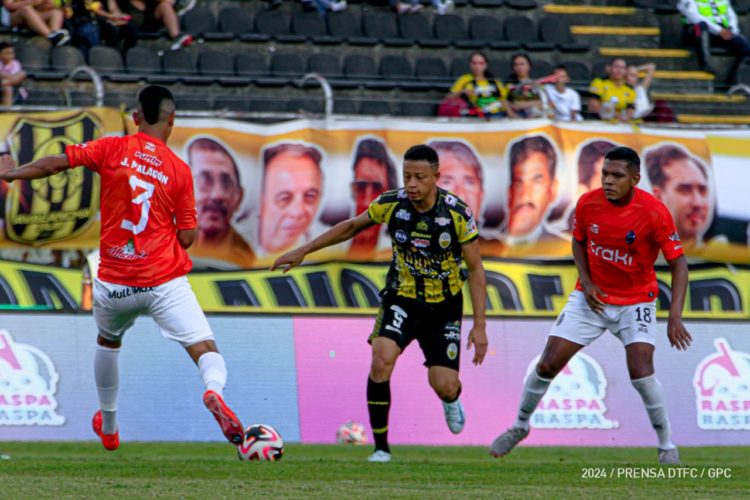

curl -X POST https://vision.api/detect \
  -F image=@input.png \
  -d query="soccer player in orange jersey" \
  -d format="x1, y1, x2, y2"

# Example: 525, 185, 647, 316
0, 86, 244, 451
490, 147, 692, 465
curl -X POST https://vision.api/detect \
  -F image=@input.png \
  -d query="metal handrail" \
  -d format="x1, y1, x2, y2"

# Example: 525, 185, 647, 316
299, 72, 333, 118
64, 66, 104, 108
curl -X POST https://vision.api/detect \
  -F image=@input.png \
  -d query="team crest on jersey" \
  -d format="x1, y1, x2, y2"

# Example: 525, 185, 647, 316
395, 230, 408, 244
3, 112, 102, 246
625, 231, 636, 245
439, 232, 451, 248
668, 232, 681, 242
145, 142, 156, 152
397, 189, 407, 199
435, 217, 451, 226
693, 338, 750, 430
0, 329, 65, 426
446, 342, 458, 360
395, 209, 411, 221
529, 352, 618, 430
445, 194, 457, 206
589, 224, 599, 234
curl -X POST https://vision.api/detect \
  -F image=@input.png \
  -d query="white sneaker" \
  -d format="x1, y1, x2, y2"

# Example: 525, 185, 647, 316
409, 3, 424, 13
436, 0, 454, 15
396, 2, 411, 13
330, 0, 347, 11
367, 450, 392, 463
442, 399, 465, 434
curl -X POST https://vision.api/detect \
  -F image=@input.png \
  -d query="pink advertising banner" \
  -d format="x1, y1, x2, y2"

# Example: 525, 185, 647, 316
294, 317, 750, 447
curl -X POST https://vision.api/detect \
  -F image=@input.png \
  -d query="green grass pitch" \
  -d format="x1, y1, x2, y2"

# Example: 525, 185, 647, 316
0, 442, 747, 497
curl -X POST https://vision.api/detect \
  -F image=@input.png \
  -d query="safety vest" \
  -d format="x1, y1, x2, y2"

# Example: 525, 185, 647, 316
683, 0, 730, 28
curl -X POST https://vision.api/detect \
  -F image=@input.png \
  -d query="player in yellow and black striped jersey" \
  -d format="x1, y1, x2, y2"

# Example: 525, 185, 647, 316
271, 145, 488, 463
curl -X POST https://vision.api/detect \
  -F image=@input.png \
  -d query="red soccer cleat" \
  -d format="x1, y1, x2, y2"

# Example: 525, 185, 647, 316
203, 390, 244, 445
92, 410, 120, 451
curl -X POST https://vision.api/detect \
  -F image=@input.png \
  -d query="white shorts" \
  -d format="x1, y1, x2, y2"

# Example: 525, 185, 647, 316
549, 291, 657, 347
93, 276, 214, 347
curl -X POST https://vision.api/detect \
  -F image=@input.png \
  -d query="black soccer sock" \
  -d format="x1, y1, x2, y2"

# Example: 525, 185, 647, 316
367, 377, 391, 453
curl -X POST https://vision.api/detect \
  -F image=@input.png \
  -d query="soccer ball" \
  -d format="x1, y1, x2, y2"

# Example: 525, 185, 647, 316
336, 421, 367, 445
237, 424, 284, 461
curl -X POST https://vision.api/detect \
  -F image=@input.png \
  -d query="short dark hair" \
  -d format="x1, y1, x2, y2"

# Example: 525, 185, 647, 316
578, 140, 617, 186
645, 144, 707, 188
404, 144, 439, 168
137, 85, 174, 125
353, 138, 397, 190
610, 57, 626, 66
604, 146, 640, 174
187, 137, 240, 182
510, 136, 556, 178
554, 64, 567, 73
263, 143, 323, 177
428, 140, 483, 187
0, 42, 13, 52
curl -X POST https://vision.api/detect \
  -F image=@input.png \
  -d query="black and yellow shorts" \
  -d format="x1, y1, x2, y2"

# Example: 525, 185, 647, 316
369, 290, 463, 371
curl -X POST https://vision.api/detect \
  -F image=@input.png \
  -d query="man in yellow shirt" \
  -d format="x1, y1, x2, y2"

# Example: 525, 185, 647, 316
587, 58, 636, 123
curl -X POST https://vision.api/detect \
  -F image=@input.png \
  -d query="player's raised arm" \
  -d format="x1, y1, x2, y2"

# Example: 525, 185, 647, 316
666, 254, 691, 351
461, 239, 488, 365
0, 153, 70, 181
270, 211, 376, 272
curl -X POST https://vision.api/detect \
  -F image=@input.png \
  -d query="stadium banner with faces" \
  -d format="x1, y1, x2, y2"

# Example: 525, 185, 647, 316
0, 314, 300, 442
295, 318, 750, 446
0, 258, 748, 319
0, 108, 125, 249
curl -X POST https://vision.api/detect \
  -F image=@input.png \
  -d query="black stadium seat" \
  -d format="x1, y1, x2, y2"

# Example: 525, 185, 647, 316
506, 0, 537, 9
214, 95, 249, 112
197, 50, 234, 76
162, 49, 195, 75
183, 6, 231, 40
379, 55, 412, 80
218, 7, 255, 38
560, 60, 591, 84
307, 53, 342, 79
539, 17, 589, 52
327, 11, 376, 45
399, 15, 449, 48
450, 56, 470, 78
126, 47, 159, 75
400, 101, 437, 117
89, 46, 123, 75
468, 15, 520, 50
343, 54, 378, 79
248, 98, 287, 112
471, 0, 504, 6
16, 44, 49, 73
235, 53, 267, 77
363, 11, 410, 46
176, 95, 211, 110
255, 10, 305, 43
51, 46, 85, 73
270, 53, 305, 76
359, 100, 392, 115
530, 60, 555, 79
334, 98, 358, 114
292, 11, 341, 44
504, 16, 554, 51
415, 56, 450, 90
287, 98, 324, 114
434, 15, 483, 48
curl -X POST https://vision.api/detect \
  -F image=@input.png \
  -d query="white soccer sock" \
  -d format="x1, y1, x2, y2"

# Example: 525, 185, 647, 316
514, 370, 553, 430
198, 352, 227, 395
94, 344, 120, 434
632, 374, 675, 450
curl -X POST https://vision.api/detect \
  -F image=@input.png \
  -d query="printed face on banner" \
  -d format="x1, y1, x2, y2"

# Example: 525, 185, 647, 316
646, 146, 710, 245
693, 338, 750, 430
507, 137, 558, 238
431, 142, 484, 218
188, 138, 244, 244
576, 140, 618, 197
260, 146, 323, 254
352, 157, 390, 216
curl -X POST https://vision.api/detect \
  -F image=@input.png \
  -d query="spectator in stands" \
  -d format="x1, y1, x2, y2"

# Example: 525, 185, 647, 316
64, 0, 133, 57
449, 52, 506, 118
505, 54, 543, 119
186, 137, 255, 269
303, 0, 347, 16
626, 62, 655, 120
542, 65, 582, 122
678, 0, 750, 81
109, 0, 191, 50
646, 144, 710, 249
390, 0, 454, 15
258, 143, 324, 256
587, 57, 636, 122
429, 140, 484, 218
348, 138, 397, 259
576, 139, 617, 197
0, 42, 27, 106
1, 0, 70, 46
504, 135, 566, 249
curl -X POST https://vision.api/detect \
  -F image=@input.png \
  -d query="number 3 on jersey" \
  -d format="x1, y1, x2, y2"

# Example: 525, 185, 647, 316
121, 175, 155, 235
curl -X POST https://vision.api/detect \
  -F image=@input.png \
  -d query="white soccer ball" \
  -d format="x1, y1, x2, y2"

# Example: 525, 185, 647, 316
336, 421, 367, 445
237, 424, 284, 461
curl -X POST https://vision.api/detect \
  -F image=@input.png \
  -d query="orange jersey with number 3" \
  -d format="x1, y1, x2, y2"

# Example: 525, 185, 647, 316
65, 132, 196, 287
572, 187, 684, 305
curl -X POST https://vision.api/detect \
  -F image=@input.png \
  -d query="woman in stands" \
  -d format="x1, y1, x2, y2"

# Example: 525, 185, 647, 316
505, 53, 543, 119
449, 52, 506, 118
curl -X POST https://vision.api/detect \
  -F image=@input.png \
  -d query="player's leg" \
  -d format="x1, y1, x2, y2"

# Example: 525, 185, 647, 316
491, 291, 605, 457
427, 366, 465, 434
616, 300, 678, 463
91, 279, 141, 451
366, 293, 412, 462
148, 276, 243, 445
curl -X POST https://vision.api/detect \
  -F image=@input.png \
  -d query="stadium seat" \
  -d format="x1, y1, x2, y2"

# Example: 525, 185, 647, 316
26, 88, 64, 106
334, 98, 358, 114
176, 95, 211, 110
450, 57, 470, 78
213, 95, 249, 112
103, 91, 136, 109
379, 55, 413, 80
162, 49, 195, 75
363, 11, 411, 46
197, 50, 234, 77
235, 52, 267, 78
307, 53, 342, 79
68, 90, 97, 107
51, 46, 85, 73
248, 98, 288, 112
270, 53, 305, 77
468, 15, 520, 50
327, 11, 376, 45
399, 15, 449, 48
560, 60, 591, 84
255, 10, 305, 43
400, 101, 437, 117
530, 59, 554, 79
734, 0, 750, 14
218, 7, 256, 38
504, 16, 553, 51
538, 17, 589, 52
359, 100, 393, 115
126, 47, 160, 75
89, 46, 137, 83
415, 56, 450, 90
489, 58, 509, 79
343, 54, 378, 86
183, 6, 231, 40
506, 0, 537, 9
470, 0, 504, 6
292, 11, 341, 44
434, 15, 483, 49
287, 97, 324, 114
16, 44, 49, 73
